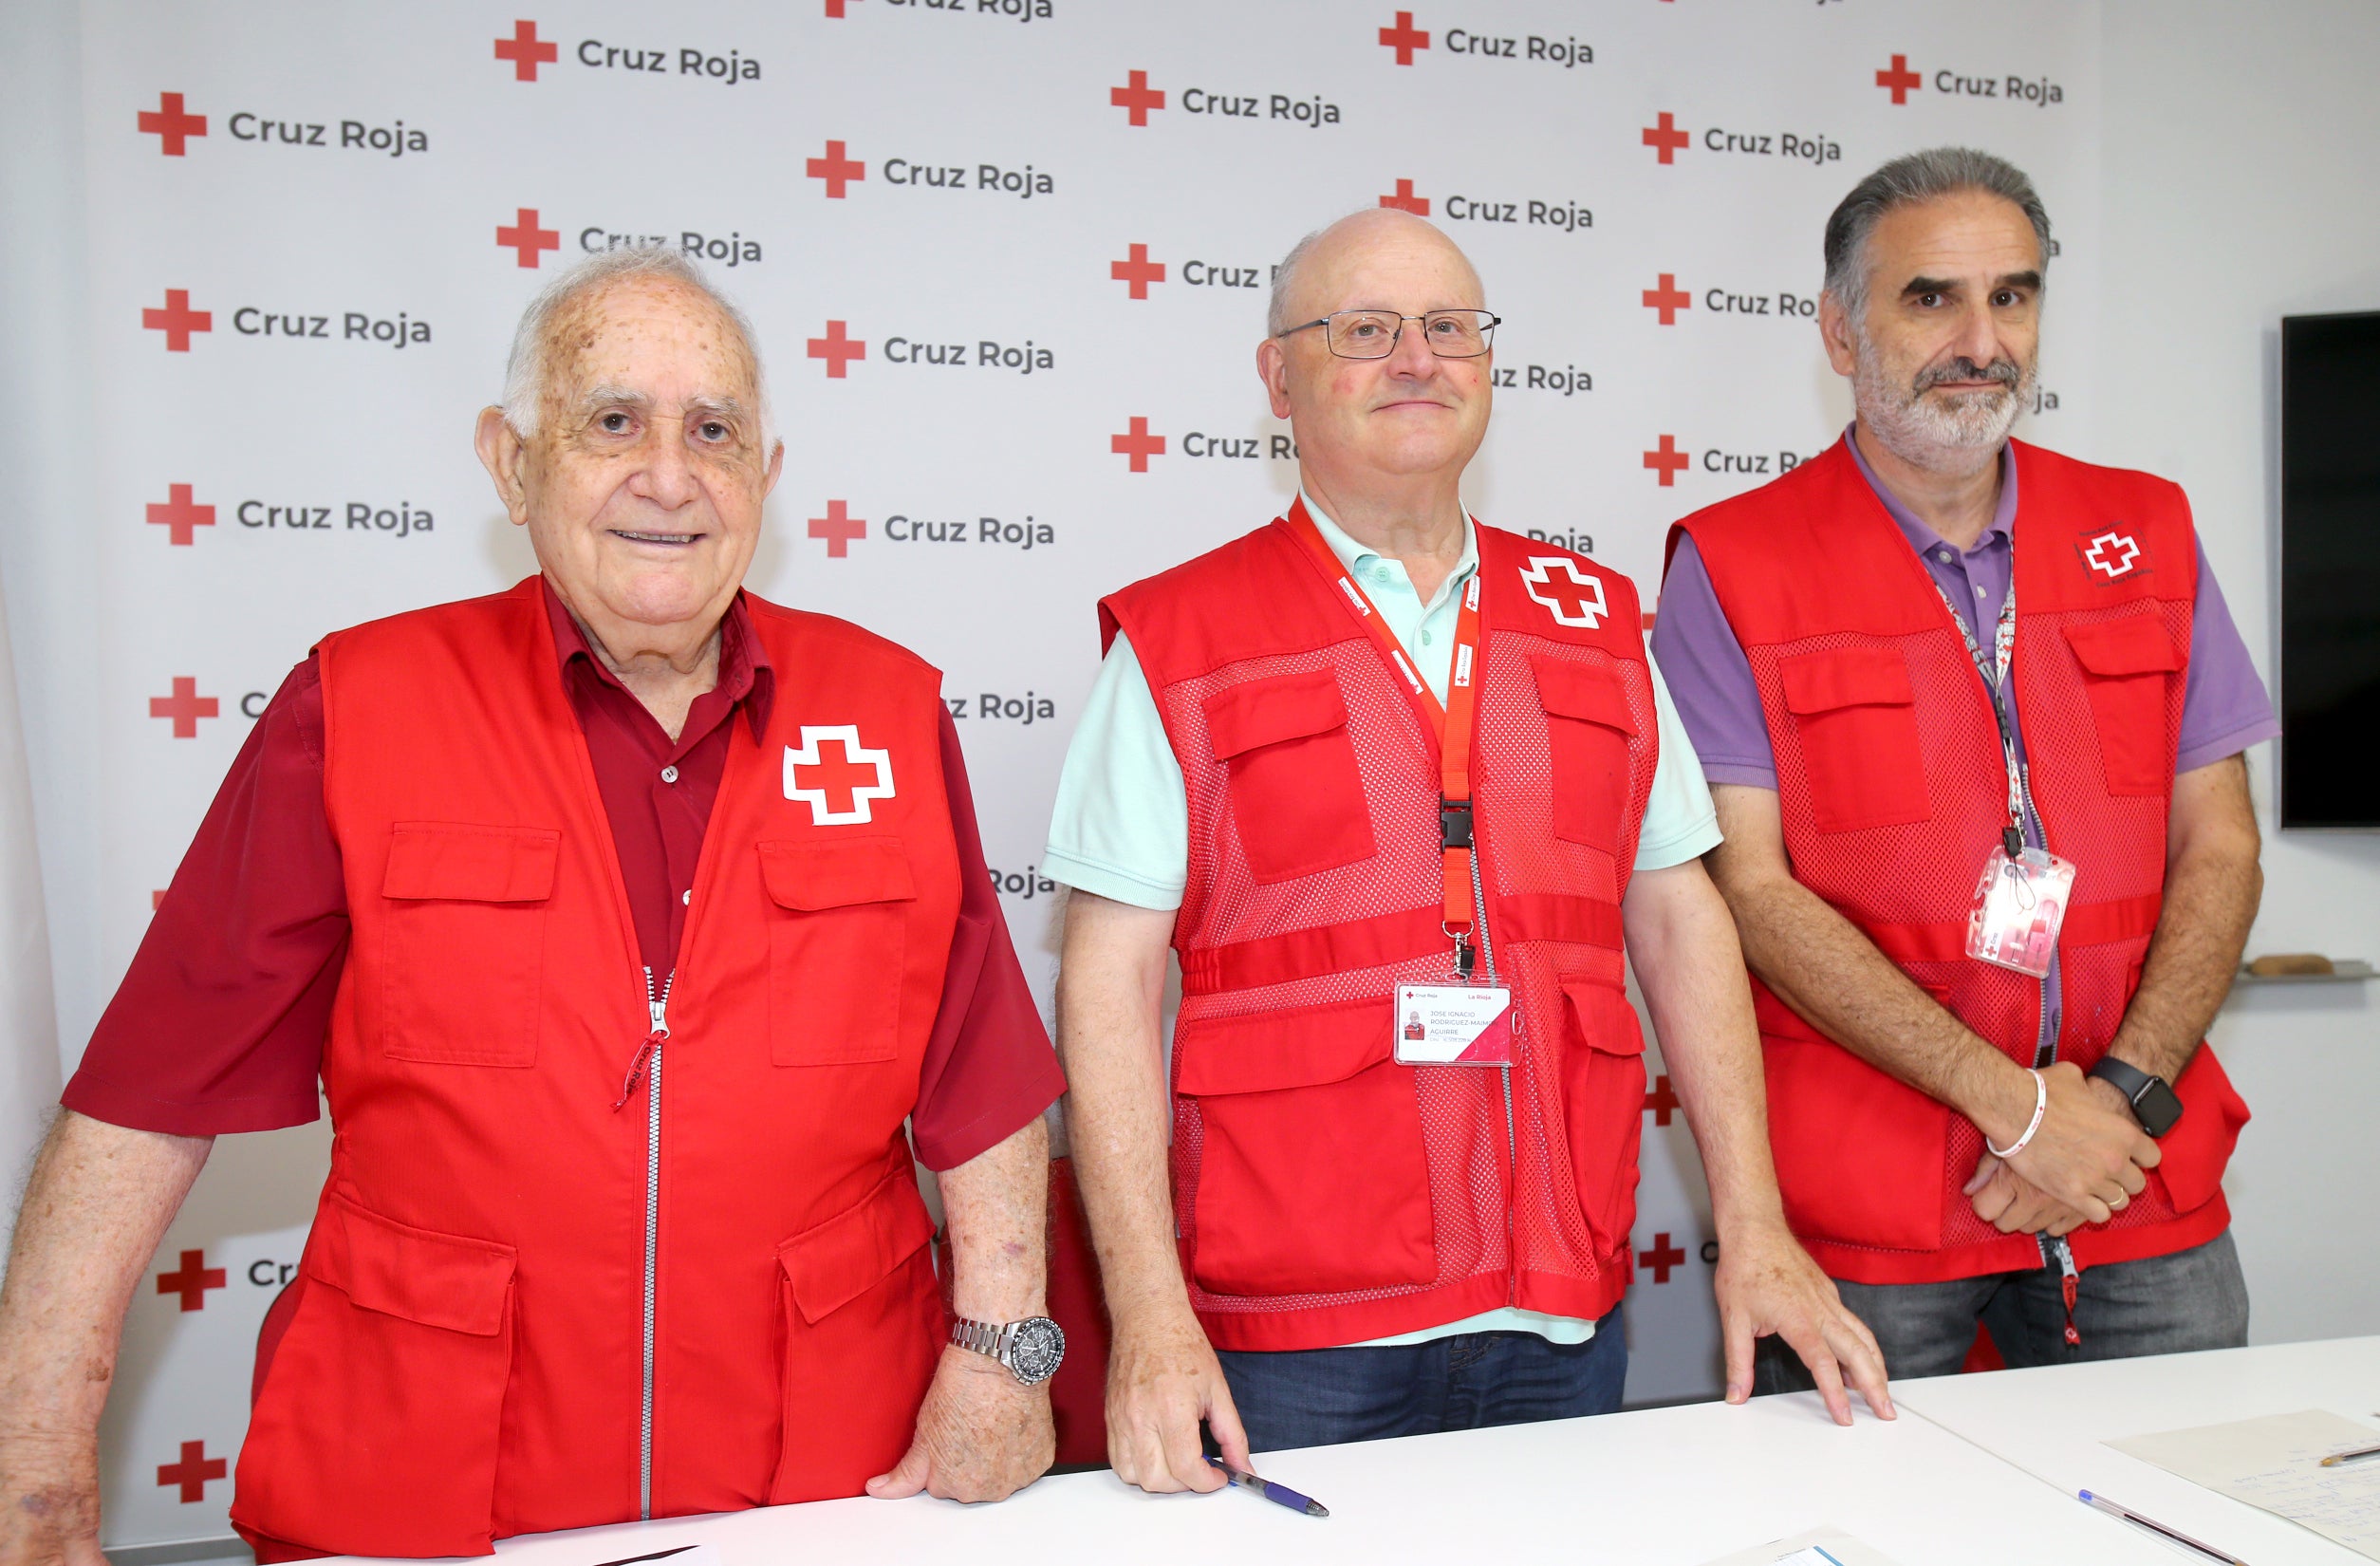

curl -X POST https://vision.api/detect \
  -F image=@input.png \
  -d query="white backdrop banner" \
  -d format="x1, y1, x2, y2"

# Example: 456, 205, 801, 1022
65, 0, 2100, 1546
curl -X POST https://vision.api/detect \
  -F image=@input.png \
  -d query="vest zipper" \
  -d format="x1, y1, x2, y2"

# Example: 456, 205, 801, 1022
1468, 826, 1519, 1301
628, 964, 673, 1520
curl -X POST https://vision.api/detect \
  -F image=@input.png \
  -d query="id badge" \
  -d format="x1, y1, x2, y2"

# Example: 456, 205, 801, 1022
1965, 846, 2077, 978
1393, 983, 1515, 1066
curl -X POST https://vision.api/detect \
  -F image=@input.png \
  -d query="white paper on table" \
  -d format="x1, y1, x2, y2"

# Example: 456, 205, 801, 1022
1697, 1525, 1905, 1566
2108, 1408, 2380, 1561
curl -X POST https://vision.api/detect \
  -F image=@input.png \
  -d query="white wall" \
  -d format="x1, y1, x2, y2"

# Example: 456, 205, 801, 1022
2097, 0, 2380, 1343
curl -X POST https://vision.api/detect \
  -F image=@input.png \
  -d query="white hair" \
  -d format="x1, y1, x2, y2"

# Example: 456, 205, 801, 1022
499, 246, 773, 450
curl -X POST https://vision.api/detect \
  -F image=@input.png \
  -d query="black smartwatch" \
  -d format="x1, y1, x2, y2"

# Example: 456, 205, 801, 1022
2089, 1056, 2185, 1139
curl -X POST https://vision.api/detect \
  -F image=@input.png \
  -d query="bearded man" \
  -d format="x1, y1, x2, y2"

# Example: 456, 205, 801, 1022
1652, 149, 2276, 1386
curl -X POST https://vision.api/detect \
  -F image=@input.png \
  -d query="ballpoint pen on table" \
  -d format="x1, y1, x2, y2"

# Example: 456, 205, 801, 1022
1205, 1456, 1329, 1518
2079, 1490, 2248, 1565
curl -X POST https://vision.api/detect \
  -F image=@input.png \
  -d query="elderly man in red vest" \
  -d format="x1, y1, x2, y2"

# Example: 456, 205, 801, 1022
1654, 149, 2272, 1389
1047, 208, 1890, 1494
0, 249, 1067, 1562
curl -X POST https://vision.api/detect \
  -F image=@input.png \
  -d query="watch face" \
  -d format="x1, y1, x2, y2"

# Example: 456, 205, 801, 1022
1006, 1317, 1066, 1386
2137, 1079, 2185, 1138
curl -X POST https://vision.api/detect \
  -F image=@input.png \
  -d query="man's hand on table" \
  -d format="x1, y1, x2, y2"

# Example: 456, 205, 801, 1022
867, 1346, 1053, 1503
1716, 1218, 1894, 1426
1105, 1300, 1249, 1495
0, 1427, 107, 1566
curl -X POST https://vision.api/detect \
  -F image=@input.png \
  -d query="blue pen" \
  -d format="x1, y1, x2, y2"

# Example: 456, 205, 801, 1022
1205, 1456, 1329, 1518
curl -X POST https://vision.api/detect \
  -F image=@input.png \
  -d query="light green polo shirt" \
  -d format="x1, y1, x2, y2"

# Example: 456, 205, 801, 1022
1046, 496, 1721, 1349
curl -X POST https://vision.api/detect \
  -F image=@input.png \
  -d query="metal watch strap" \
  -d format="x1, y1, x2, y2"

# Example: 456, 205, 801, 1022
951, 1316, 1006, 1357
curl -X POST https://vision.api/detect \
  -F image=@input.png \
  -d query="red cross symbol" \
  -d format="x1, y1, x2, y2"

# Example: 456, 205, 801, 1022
138, 92, 207, 156
142, 289, 211, 352
1111, 243, 1166, 300
825, 0, 860, 14
1642, 112, 1689, 164
494, 20, 558, 82
1643, 273, 1691, 326
2083, 531, 2141, 579
157, 1440, 227, 1503
1111, 417, 1165, 473
808, 320, 865, 378
1379, 178, 1430, 216
495, 207, 560, 269
153, 889, 167, 911
1379, 11, 1430, 65
1642, 1074, 1679, 1127
807, 140, 865, 198
1520, 557, 1608, 629
157, 1248, 227, 1311
809, 499, 866, 557
1644, 434, 1689, 487
1876, 53, 1922, 104
149, 678, 218, 738
146, 484, 214, 547
1638, 1232, 1687, 1284
785, 727, 895, 825
1110, 70, 1165, 127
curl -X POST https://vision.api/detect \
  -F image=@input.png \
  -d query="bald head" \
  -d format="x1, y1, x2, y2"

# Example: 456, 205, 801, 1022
1266, 208, 1485, 337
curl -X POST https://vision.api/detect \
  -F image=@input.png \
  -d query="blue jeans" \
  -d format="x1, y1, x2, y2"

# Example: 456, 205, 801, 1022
1216, 1307, 1627, 1452
1755, 1229, 2250, 1391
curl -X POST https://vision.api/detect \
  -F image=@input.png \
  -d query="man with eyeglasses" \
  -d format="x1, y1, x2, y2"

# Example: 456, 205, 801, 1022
1045, 209, 1887, 1490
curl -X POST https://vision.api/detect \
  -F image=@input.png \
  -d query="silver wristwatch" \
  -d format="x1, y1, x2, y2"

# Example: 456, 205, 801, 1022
949, 1314, 1066, 1387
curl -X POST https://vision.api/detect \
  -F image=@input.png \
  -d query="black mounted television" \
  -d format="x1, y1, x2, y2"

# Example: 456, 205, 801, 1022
2278, 310, 2380, 830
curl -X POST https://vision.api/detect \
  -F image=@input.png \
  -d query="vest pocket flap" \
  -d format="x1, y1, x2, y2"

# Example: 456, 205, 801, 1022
777, 1169, 937, 1324
1531, 658, 1637, 734
758, 837, 917, 911
1560, 978, 1646, 1054
382, 822, 559, 903
1175, 997, 1390, 1094
307, 1195, 515, 1336
1201, 669, 1349, 759
2064, 614, 2182, 677
1777, 646, 1915, 715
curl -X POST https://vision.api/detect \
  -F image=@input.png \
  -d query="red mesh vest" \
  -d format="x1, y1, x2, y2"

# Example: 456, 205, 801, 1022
1671, 438, 2249, 1286
1103, 517, 1660, 1351
231, 579, 960, 1557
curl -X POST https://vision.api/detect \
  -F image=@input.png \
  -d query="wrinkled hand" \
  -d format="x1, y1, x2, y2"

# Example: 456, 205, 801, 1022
1998, 1062, 2156, 1225
0, 1430, 108, 1566
866, 1347, 1052, 1503
1105, 1303, 1249, 1495
1716, 1221, 1894, 1426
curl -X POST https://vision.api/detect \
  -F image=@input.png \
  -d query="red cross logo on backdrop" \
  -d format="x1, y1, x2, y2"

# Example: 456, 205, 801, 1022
808, 140, 865, 198
1379, 178, 1430, 216
1111, 418, 1165, 473
1110, 70, 1165, 126
808, 320, 865, 378
138, 92, 207, 156
1876, 53, 1923, 103
1644, 435, 1689, 486
809, 500, 865, 558
1638, 1232, 1687, 1284
495, 208, 560, 269
150, 679, 217, 738
1642, 112, 1689, 164
1111, 244, 1166, 300
785, 727, 895, 825
1642, 1074, 1680, 1128
1519, 558, 1607, 629
142, 289, 211, 352
494, 20, 558, 81
147, 484, 214, 547
825, 0, 860, 15
157, 1249, 226, 1311
158, 1440, 226, 1503
1378, 11, 1430, 65
2083, 530, 2142, 579
1643, 273, 1691, 326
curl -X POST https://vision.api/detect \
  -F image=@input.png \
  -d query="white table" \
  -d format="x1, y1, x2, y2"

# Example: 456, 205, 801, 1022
1894, 1335, 2380, 1564
333, 1386, 2185, 1566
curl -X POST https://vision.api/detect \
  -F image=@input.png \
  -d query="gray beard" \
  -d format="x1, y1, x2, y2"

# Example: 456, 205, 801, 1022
1852, 330, 2036, 475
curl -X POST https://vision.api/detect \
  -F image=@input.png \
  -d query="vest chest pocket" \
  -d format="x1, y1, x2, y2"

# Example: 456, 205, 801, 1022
380, 823, 558, 1068
1776, 646, 1931, 832
1202, 670, 1376, 885
1533, 658, 1638, 853
759, 838, 915, 1066
2063, 615, 2184, 796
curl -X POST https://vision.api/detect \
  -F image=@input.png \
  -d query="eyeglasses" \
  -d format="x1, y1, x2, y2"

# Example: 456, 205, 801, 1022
1278, 308, 1500, 360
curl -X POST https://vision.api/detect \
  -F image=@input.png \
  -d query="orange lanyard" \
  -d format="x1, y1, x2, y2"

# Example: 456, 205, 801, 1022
1282, 499, 1488, 953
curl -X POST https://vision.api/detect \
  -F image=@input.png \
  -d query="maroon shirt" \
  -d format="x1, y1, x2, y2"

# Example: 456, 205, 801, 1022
65, 584, 1062, 1171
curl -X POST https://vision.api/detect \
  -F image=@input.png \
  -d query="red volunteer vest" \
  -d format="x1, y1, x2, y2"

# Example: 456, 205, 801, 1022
231, 580, 961, 1557
1104, 517, 1659, 1351
1672, 438, 2249, 1285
